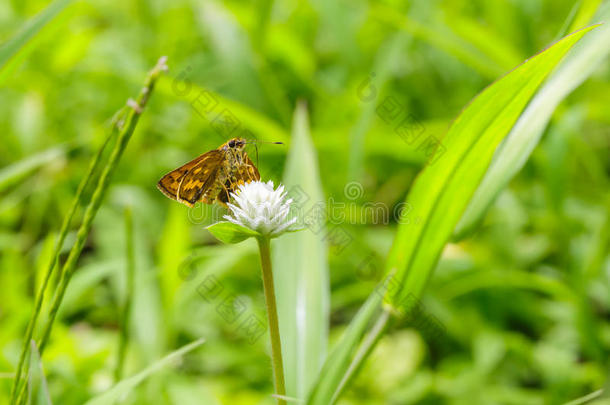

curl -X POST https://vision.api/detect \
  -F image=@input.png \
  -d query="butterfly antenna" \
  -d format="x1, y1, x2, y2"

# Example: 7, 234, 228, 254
246, 140, 284, 145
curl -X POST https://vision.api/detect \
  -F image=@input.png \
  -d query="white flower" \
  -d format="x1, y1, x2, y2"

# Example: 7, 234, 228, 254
223, 180, 297, 238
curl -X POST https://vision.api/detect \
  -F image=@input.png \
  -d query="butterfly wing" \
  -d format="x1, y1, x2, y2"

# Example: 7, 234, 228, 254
157, 150, 224, 207
177, 150, 226, 206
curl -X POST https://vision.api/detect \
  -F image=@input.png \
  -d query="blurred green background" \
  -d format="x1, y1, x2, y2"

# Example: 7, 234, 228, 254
1, 0, 609, 404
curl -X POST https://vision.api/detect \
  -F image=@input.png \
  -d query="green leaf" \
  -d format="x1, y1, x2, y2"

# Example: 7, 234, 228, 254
272, 102, 330, 399
306, 26, 597, 405
567, 0, 603, 34
455, 9, 610, 238
384, 25, 597, 306
83, 339, 205, 405
207, 221, 261, 244
0, 0, 73, 71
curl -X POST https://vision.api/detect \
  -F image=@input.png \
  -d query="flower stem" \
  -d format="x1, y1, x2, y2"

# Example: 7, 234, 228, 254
257, 237, 286, 405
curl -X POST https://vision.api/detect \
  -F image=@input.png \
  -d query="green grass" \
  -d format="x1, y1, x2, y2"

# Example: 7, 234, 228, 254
1, 0, 609, 404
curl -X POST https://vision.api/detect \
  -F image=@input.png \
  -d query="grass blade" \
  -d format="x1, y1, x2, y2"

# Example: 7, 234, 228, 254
306, 26, 597, 404
35, 57, 167, 355
383, 26, 597, 306
12, 57, 167, 405
568, 0, 603, 35
564, 389, 604, 405
9, 137, 111, 402
84, 338, 205, 405
272, 102, 329, 399
455, 7, 610, 238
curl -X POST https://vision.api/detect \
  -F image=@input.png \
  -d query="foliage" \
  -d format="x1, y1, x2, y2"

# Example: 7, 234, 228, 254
0, 0, 609, 404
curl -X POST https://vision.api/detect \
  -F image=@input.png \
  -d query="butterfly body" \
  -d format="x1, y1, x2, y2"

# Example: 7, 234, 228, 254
157, 138, 260, 207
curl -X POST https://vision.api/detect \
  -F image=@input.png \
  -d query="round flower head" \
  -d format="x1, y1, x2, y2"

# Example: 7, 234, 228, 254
223, 180, 297, 238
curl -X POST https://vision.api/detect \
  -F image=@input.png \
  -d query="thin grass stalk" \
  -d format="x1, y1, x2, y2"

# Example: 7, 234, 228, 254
257, 237, 287, 405
331, 310, 391, 403
564, 389, 604, 405
14, 56, 167, 405
37, 57, 166, 355
306, 277, 389, 404
9, 132, 115, 403
115, 206, 135, 381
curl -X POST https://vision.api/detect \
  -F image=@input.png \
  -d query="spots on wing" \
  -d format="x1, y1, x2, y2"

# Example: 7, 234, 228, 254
184, 180, 204, 188
190, 164, 214, 177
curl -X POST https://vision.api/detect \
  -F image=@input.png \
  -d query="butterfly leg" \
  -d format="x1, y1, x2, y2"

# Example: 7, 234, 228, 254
243, 164, 256, 182
222, 183, 231, 204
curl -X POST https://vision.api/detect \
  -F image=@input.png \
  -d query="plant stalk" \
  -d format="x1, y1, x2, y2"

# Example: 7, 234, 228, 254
257, 237, 286, 405
332, 309, 391, 403
9, 135, 112, 403
13, 56, 167, 405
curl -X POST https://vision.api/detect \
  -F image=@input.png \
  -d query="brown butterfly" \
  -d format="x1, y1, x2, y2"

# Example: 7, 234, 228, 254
157, 138, 260, 208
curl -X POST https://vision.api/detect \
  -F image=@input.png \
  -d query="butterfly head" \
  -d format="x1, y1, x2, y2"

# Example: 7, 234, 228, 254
223, 138, 246, 151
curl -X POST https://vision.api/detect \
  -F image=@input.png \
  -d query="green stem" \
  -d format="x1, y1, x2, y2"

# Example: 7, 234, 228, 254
115, 206, 135, 381
257, 237, 286, 405
14, 56, 167, 405
10, 110, 116, 405
332, 309, 391, 403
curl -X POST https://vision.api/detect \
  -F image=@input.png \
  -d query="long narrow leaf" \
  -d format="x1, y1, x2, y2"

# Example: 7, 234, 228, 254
305, 26, 597, 405
83, 339, 205, 405
12, 58, 168, 405
272, 102, 329, 399
384, 26, 597, 306
454, 7, 610, 237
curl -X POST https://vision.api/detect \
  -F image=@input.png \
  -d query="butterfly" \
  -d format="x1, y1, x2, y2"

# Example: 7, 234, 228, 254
157, 138, 260, 208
